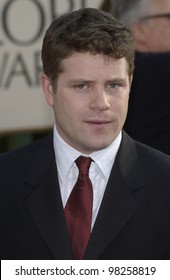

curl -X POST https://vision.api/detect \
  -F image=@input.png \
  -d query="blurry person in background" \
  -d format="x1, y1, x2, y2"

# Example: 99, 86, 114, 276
0, 8, 170, 260
110, 0, 170, 154
111, 0, 170, 52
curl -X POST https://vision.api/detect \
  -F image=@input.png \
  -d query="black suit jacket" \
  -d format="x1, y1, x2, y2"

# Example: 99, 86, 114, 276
0, 131, 170, 259
124, 52, 170, 155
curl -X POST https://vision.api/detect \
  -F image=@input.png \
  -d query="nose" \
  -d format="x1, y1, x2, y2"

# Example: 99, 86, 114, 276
90, 89, 110, 111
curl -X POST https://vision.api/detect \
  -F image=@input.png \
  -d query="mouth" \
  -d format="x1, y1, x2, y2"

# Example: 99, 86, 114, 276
85, 120, 112, 128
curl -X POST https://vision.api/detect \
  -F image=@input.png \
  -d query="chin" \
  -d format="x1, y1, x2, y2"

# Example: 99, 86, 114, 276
88, 142, 112, 152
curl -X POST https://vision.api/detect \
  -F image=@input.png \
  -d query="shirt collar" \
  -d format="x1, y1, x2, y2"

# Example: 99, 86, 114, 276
53, 125, 122, 182
53, 126, 81, 182
90, 132, 122, 179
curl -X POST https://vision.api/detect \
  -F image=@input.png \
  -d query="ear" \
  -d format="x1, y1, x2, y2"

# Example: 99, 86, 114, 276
40, 74, 54, 107
128, 74, 133, 94
129, 74, 133, 88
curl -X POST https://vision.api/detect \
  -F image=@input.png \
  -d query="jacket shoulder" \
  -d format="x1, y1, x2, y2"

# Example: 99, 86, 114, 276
0, 133, 53, 171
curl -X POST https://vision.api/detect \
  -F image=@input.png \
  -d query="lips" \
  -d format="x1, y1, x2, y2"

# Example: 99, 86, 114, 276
85, 120, 112, 128
86, 119, 111, 124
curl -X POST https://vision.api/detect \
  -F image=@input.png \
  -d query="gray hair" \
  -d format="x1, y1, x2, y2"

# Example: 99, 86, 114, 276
111, 0, 150, 26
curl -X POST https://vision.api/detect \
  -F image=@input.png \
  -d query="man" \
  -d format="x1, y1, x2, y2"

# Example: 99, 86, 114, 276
0, 8, 170, 260
111, 0, 170, 52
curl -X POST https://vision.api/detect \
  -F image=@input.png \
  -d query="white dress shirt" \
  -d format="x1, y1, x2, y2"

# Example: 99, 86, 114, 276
53, 126, 122, 229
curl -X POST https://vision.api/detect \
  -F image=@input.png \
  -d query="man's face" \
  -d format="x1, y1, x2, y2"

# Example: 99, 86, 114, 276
41, 52, 132, 154
139, 0, 170, 52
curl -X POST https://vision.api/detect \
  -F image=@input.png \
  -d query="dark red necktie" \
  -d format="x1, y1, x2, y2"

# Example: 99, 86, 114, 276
65, 156, 93, 259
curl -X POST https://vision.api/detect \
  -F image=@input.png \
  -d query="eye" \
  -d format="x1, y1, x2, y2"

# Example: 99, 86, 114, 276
74, 83, 87, 89
107, 82, 119, 89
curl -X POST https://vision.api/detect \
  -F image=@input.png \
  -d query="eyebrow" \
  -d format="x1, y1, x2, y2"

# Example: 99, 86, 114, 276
69, 77, 127, 83
68, 77, 129, 87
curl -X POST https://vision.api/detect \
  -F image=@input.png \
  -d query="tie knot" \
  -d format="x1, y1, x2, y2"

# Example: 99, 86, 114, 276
76, 156, 92, 175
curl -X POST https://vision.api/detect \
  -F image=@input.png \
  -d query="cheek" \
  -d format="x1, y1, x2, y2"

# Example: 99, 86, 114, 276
112, 95, 129, 114
123, 97, 129, 115
54, 96, 81, 124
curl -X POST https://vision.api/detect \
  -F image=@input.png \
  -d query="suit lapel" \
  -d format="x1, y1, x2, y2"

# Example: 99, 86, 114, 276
85, 131, 144, 259
24, 134, 73, 259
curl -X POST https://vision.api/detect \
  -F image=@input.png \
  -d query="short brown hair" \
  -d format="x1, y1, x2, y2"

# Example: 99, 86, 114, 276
41, 8, 135, 85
